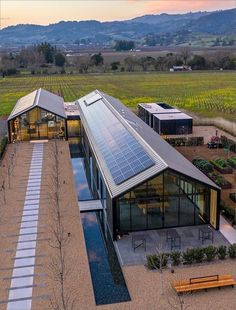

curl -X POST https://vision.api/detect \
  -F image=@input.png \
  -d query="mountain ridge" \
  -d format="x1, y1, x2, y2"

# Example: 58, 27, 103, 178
0, 9, 235, 46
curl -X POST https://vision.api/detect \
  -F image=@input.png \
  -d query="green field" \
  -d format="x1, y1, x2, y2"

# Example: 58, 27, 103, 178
0, 72, 236, 121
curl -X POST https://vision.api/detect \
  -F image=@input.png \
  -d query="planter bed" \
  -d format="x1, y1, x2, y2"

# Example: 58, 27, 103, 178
229, 193, 236, 204
207, 172, 232, 189
210, 158, 233, 174
227, 156, 236, 169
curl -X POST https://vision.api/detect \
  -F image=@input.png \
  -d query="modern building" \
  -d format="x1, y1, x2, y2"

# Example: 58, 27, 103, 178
138, 102, 193, 135
8, 89, 220, 241
7, 88, 81, 142
77, 90, 220, 240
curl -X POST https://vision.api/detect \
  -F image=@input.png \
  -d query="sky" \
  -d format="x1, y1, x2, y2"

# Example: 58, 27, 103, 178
0, 0, 235, 28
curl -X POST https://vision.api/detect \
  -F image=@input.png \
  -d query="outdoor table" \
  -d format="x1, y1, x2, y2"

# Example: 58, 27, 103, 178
166, 229, 181, 250
132, 234, 146, 252
198, 227, 214, 244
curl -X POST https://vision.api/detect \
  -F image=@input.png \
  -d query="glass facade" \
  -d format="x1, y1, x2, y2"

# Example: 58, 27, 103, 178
116, 169, 215, 234
9, 107, 66, 141
67, 119, 81, 137
81, 120, 218, 239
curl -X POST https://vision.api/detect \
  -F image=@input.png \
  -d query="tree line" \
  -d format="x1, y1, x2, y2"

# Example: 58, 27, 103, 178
0, 44, 236, 76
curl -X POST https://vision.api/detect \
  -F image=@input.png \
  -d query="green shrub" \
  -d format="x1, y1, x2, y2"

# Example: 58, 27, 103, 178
146, 253, 168, 270
204, 245, 217, 262
194, 247, 205, 263
170, 251, 182, 266
183, 248, 195, 264
217, 245, 227, 260
221, 202, 235, 224
228, 244, 236, 259
0, 136, 8, 158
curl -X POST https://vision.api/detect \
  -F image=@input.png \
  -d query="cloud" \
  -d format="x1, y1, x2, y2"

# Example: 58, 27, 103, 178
142, 0, 236, 14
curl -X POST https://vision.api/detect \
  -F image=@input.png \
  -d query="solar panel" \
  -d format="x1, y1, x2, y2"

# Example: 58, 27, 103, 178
84, 92, 102, 106
81, 98, 155, 185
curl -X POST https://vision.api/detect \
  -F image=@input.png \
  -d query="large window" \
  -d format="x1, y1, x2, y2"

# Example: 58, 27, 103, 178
9, 107, 66, 141
116, 169, 216, 234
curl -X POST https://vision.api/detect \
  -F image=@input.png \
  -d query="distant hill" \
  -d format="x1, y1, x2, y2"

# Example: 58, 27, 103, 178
0, 8, 235, 47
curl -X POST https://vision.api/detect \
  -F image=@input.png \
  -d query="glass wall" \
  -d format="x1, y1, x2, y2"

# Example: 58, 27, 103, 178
116, 169, 216, 234
9, 107, 66, 141
67, 119, 81, 137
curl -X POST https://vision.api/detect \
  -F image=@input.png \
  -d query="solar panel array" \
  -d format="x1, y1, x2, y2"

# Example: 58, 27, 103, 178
81, 98, 155, 185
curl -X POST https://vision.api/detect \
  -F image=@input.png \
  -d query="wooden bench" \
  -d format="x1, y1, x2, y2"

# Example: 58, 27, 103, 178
173, 274, 236, 294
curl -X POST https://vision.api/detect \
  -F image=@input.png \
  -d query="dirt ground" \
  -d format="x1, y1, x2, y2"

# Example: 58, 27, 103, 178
1, 141, 236, 310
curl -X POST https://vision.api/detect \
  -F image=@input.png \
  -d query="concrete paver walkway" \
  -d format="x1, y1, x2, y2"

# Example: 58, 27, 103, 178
7, 143, 44, 310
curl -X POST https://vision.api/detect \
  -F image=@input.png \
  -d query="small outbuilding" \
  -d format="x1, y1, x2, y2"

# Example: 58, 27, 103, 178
138, 102, 193, 135
7, 88, 68, 142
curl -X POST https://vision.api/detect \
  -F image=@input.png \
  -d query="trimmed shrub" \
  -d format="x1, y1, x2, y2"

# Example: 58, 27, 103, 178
194, 247, 205, 263
204, 245, 217, 262
146, 253, 168, 270
217, 245, 227, 260
170, 251, 182, 266
228, 244, 236, 259
183, 248, 195, 265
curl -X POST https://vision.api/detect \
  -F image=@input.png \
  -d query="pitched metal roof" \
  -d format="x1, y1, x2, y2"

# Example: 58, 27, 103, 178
77, 91, 167, 198
8, 88, 66, 121
77, 90, 219, 198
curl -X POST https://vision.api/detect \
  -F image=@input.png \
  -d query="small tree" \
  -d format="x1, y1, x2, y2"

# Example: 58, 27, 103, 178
55, 53, 66, 67
90, 53, 104, 66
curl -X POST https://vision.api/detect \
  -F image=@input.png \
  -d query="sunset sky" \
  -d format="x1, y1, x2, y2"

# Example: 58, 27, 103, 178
1, 0, 235, 28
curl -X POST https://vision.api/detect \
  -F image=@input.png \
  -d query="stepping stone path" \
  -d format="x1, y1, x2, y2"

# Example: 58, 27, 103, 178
5, 143, 45, 310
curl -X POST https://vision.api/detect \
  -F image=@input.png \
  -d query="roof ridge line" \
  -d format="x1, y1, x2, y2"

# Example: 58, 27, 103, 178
100, 92, 168, 169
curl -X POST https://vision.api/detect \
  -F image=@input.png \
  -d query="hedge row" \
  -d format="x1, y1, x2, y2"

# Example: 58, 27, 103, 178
221, 135, 236, 153
146, 244, 236, 270
0, 136, 8, 158
165, 136, 204, 147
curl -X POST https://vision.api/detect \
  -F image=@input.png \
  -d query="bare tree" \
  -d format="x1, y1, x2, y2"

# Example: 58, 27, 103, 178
179, 47, 192, 65
47, 140, 76, 310
148, 234, 168, 296
166, 281, 191, 310
72, 55, 90, 73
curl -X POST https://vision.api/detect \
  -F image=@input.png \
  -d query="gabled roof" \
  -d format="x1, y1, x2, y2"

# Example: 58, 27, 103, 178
8, 88, 66, 121
77, 90, 219, 199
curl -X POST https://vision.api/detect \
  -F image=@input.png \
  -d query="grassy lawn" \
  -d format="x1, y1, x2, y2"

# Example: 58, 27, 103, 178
0, 71, 236, 120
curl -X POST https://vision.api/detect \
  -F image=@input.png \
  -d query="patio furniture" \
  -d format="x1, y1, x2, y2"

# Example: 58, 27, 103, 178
198, 226, 214, 244
173, 274, 236, 294
132, 234, 146, 252
166, 229, 181, 250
